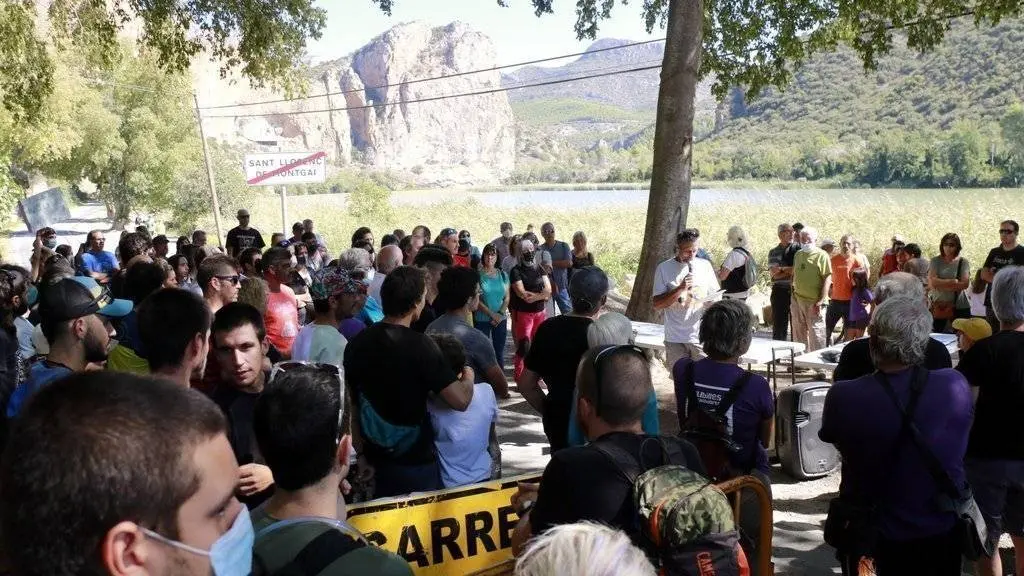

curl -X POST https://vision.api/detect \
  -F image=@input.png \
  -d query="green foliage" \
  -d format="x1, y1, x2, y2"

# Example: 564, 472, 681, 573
1003, 104, 1024, 183
511, 98, 652, 127
1, 0, 326, 121
347, 181, 394, 223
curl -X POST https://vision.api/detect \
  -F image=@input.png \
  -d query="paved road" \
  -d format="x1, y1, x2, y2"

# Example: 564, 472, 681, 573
4, 202, 112, 268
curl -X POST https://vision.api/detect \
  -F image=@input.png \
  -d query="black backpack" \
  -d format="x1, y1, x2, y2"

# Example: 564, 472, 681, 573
679, 361, 753, 482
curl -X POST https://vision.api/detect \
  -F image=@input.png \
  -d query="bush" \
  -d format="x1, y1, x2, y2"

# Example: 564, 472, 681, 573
347, 180, 393, 222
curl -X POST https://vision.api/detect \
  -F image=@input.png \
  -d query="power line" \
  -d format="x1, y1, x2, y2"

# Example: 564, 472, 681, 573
199, 37, 666, 110
203, 62, 662, 119
202, 8, 979, 119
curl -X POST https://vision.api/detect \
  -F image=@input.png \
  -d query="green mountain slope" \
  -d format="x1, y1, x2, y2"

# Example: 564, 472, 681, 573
507, 20, 1024, 186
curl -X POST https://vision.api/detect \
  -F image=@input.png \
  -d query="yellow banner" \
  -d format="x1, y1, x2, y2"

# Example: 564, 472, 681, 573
347, 473, 542, 575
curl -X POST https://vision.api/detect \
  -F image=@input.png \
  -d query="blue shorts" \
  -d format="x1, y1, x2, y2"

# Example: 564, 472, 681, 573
966, 458, 1024, 545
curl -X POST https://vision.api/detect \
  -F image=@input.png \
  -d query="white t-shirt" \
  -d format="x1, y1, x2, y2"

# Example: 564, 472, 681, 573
720, 249, 749, 299
654, 257, 720, 344
428, 383, 498, 488
967, 290, 987, 317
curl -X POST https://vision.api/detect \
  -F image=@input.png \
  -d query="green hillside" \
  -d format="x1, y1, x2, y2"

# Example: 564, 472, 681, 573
511, 98, 652, 127
507, 20, 1024, 187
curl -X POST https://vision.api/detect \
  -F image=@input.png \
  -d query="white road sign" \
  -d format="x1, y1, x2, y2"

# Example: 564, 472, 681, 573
244, 151, 327, 186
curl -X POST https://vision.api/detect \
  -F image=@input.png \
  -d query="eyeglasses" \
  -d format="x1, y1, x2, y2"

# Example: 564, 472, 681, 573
270, 362, 345, 444
999, 229, 1016, 235
589, 345, 647, 417
215, 275, 241, 285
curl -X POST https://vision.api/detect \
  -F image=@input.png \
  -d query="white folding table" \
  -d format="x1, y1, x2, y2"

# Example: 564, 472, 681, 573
792, 333, 960, 373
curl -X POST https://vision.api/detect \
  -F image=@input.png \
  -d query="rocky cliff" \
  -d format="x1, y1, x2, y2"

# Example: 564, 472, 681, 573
194, 22, 516, 186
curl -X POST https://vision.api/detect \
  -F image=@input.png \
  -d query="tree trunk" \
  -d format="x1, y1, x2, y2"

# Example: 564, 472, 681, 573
625, 0, 704, 321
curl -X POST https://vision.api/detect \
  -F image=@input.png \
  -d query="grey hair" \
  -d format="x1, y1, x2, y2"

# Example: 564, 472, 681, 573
514, 522, 656, 576
338, 247, 372, 271
777, 223, 792, 234
875, 271, 925, 305
727, 225, 749, 249
698, 299, 754, 360
992, 266, 1024, 325
868, 296, 932, 367
801, 226, 819, 242
587, 312, 634, 347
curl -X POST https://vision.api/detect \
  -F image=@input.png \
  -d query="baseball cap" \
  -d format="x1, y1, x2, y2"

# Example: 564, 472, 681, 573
569, 266, 610, 312
152, 234, 168, 245
40, 277, 132, 322
310, 266, 368, 300
952, 318, 993, 342
237, 209, 250, 217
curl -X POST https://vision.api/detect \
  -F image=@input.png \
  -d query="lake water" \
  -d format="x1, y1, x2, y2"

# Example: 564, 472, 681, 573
387, 187, 972, 210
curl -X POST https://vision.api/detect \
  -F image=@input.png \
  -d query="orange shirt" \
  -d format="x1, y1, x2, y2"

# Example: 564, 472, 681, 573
831, 254, 866, 300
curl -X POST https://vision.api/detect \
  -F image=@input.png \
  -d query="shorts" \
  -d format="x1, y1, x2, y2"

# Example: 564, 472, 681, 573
966, 458, 1024, 545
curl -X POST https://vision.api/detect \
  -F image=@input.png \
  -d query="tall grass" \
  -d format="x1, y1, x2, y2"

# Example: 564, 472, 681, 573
221, 188, 1019, 296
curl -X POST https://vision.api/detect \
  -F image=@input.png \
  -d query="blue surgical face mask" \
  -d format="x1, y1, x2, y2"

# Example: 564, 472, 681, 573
43, 238, 58, 249
144, 505, 253, 576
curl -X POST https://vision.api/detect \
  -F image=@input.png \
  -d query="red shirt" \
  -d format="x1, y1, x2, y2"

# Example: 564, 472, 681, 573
453, 253, 471, 268
265, 285, 299, 356
880, 250, 899, 276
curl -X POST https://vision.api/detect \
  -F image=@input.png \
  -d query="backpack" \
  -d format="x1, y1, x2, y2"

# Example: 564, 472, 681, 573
679, 361, 753, 482
737, 247, 758, 290
593, 439, 750, 576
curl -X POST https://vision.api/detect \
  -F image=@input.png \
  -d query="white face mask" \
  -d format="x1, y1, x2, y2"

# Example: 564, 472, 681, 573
801, 242, 815, 251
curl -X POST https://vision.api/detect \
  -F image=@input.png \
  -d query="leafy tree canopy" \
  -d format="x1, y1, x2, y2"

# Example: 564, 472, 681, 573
1, 0, 326, 121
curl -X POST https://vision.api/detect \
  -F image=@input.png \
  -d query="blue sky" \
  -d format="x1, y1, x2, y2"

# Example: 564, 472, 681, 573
307, 0, 662, 66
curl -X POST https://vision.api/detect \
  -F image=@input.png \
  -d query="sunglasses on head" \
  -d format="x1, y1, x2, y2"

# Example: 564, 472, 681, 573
440, 228, 457, 237
589, 345, 647, 417
270, 362, 345, 444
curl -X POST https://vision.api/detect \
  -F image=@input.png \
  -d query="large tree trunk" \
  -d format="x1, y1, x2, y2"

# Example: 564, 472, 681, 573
625, 0, 704, 321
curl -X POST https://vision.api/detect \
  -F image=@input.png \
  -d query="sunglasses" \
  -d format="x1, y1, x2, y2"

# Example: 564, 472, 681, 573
589, 345, 647, 417
999, 229, 1016, 235
270, 362, 345, 445
215, 275, 241, 285
440, 228, 458, 237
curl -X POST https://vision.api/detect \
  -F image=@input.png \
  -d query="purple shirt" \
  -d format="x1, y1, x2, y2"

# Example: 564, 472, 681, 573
339, 318, 367, 341
820, 368, 973, 540
849, 287, 874, 323
673, 358, 774, 474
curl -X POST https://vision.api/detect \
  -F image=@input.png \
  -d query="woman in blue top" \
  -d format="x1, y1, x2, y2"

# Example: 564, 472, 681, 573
475, 243, 511, 366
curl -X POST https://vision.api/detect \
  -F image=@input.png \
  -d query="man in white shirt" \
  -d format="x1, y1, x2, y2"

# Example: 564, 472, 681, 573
652, 228, 720, 370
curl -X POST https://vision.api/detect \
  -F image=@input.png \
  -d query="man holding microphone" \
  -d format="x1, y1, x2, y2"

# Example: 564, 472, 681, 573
653, 228, 721, 370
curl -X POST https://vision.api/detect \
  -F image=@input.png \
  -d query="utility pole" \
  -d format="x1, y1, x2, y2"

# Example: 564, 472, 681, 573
193, 91, 225, 248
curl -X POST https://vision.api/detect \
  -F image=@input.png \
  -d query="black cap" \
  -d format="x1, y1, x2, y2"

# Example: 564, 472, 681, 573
569, 266, 610, 313
40, 277, 132, 322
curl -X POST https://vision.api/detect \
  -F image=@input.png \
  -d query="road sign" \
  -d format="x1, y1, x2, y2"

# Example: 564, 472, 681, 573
244, 151, 327, 186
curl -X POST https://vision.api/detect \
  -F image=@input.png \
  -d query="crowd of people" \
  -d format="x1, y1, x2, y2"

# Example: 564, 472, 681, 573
0, 208, 1022, 576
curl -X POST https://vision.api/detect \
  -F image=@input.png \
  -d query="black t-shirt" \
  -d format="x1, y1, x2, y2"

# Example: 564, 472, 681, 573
982, 245, 1024, 306
957, 331, 1024, 460
343, 322, 458, 465
211, 381, 273, 507
524, 315, 593, 451
510, 265, 546, 313
410, 300, 442, 334
833, 337, 952, 383
531, 433, 705, 542
226, 226, 266, 255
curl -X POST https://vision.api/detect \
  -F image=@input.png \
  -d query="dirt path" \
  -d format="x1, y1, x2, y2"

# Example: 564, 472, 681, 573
5, 202, 112, 267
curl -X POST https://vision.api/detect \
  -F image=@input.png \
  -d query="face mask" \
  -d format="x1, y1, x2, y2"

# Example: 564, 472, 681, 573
144, 505, 253, 576
296, 255, 307, 266
43, 238, 57, 249
364, 269, 375, 282
523, 251, 536, 263
801, 242, 815, 251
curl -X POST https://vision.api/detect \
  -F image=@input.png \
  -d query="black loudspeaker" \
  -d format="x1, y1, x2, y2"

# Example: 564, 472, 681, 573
776, 382, 839, 480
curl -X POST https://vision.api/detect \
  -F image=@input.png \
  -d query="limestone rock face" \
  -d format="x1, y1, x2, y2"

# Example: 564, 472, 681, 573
194, 21, 516, 186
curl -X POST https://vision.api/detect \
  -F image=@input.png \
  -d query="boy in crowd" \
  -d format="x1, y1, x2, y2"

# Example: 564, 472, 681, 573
428, 334, 500, 488
252, 363, 412, 575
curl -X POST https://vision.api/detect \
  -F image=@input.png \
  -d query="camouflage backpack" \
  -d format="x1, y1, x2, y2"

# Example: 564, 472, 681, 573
594, 440, 749, 576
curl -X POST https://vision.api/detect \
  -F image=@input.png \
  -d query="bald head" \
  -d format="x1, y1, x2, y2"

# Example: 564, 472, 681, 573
875, 271, 925, 305
576, 346, 651, 427
377, 245, 403, 275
